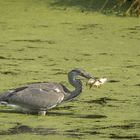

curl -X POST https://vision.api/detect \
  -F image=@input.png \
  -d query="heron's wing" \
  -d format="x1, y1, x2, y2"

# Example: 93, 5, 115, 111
0, 83, 64, 110
0, 86, 28, 101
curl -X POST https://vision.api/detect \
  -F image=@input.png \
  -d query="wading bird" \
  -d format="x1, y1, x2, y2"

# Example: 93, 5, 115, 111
0, 68, 107, 115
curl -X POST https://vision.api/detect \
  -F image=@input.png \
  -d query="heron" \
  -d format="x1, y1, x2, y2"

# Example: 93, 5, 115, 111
0, 68, 97, 115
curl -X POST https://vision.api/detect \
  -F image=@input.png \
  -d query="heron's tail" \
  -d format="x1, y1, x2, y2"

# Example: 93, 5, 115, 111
0, 92, 11, 102
0, 92, 10, 105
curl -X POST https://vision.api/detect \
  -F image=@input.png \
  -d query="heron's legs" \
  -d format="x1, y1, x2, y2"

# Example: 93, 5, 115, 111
38, 111, 47, 116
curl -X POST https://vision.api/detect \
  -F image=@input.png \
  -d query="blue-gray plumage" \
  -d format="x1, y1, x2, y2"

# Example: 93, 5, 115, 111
0, 68, 94, 115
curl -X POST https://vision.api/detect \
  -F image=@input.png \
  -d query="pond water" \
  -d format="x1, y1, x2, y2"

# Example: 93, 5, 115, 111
0, 0, 140, 140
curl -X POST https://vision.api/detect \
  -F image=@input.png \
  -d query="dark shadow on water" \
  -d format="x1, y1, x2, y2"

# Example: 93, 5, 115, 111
0, 109, 74, 116
12, 39, 56, 44
125, 26, 140, 31
109, 133, 139, 139
0, 109, 25, 114
80, 53, 92, 56
63, 58, 69, 61
1, 122, 139, 139
74, 58, 83, 62
98, 123, 138, 130
46, 63, 57, 66
53, 72, 67, 75
125, 64, 140, 68
0, 45, 5, 47
0, 111, 106, 138
52, 105, 74, 110
47, 111, 75, 116
52, 68, 62, 71
84, 97, 119, 105
0, 56, 35, 61
0, 109, 106, 120
0, 123, 102, 138
73, 114, 107, 119
0, 71, 19, 75
65, 129, 83, 139
32, 24, 49, 28
134, 83, 140, 87
0, 56, 7, 59
77, 23, 102, 30
99, 52, 107, 55
61, 22, 72, 25
3, 63, 19, 66
108, 80, 120, 83
99, 52, 114, 56
65, 128, 102, 139
0, 124, 57, 136
83, 130, 101, 135
16, 48, 25, 52
26, 46, 37, 49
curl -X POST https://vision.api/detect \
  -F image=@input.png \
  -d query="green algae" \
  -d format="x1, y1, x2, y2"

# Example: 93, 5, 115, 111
0, 0, 140, 140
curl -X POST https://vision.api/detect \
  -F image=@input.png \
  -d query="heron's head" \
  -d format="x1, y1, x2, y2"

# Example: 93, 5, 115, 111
70, 68, 94, 79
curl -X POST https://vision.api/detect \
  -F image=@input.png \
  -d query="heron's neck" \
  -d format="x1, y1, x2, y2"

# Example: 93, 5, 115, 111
63, 72, 82, 101
70, 79, 82, 95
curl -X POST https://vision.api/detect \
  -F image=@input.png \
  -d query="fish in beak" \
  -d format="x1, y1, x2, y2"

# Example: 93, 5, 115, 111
87, 77, 107, 88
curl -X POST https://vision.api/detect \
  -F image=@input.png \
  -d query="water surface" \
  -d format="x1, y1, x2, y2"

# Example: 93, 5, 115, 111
0, 0, 140, 140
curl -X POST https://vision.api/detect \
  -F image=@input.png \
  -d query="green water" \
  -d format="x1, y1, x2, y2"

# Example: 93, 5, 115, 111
0, 0, 140, 140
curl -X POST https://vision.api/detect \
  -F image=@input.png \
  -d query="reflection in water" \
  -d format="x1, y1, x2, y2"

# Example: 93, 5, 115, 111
1, 122, 139, 139
0, 124, 57, 136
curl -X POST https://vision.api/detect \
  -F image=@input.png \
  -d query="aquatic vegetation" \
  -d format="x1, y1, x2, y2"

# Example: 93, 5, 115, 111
0, 0, 140, 140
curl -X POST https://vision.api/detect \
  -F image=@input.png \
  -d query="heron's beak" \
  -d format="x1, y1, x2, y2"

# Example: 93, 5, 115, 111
80, 71, 95, 79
